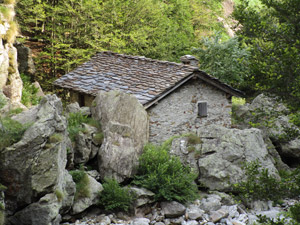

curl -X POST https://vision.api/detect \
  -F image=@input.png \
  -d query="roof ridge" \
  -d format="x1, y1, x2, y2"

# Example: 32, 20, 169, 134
97, 51, 198, 71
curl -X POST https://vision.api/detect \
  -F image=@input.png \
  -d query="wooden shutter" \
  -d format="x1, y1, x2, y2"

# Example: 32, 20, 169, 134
197, 101, 207, 117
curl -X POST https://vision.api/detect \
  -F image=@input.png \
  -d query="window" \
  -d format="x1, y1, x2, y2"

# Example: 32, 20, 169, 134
197, 101, 207, 117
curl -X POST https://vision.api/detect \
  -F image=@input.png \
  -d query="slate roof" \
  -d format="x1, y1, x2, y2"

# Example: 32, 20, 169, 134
53, 51, 243, 107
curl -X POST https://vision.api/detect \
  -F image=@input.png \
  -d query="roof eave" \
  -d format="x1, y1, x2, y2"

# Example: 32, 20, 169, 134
144, 73, 195, 109
195, 71, 245, 97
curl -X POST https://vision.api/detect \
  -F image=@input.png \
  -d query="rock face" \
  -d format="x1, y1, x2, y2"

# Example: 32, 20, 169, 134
170, 125, 278, 191
72, 175, 103, 215
234, 94, 300, 167
73, 123, 99, 166
15, 42, 36, 75
0, 3, 23, 104
91, 90, 149, 182
0, 95, 75, 224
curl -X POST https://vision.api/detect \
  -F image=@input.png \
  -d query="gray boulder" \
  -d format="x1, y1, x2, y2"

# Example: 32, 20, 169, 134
170, 125, 278, 191
73, 123, 99, 165
0, 95, 75, 218
197, 125, 278, 191
129, 186, 155, 208
234, 94, 300, 166
91, 90, 149, 182
72, 175, 103, 215
161, 201, 186, 218
7, 193, 62, 225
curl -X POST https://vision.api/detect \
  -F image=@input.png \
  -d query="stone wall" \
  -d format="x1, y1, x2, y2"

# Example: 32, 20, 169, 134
70, 91, 94, 107
148, 79, 232, 144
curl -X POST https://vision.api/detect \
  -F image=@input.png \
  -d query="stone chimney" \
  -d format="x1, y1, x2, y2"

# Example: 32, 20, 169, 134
180, 55, 199, 67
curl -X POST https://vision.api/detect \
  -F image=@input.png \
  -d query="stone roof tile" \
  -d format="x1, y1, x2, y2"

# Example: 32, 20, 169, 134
53, 51, 243, 105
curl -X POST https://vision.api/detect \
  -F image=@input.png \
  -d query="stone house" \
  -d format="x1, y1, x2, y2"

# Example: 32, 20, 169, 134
54, 51, 243, 143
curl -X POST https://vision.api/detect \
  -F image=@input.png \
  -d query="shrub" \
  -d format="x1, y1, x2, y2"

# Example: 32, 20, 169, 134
186, 133, 202, 145
289, 203, 300, 223
93, 132, 104, 145
55, 189, 64, 202
69, 169, 90, 200
98, 178, 134, 212
0, 184, 6, 192
49, 133, 63, 143
133, 144, 198, 203
21, 74, 42, 107
67, 112, 102, 142
232, 161, 300, 204
67, 112, 90, 141
0, 117, 29, 150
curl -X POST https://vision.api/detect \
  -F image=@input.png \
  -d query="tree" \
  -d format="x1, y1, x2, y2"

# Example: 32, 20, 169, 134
233, 0, 300, 107
192, 33, 250, 87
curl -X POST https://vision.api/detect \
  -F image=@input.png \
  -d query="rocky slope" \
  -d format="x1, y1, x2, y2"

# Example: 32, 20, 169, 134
1, 92, 299, 225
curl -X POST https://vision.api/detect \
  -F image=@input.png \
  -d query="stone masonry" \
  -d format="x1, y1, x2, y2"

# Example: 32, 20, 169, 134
148, 79, 232, 144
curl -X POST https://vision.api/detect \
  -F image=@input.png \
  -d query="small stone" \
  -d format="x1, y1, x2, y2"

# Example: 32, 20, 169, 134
186, 205, 205, 220
231, 220, 246, 225
210, 208, 229, 223
186, 220, 199, 225
131, 218, 150, 225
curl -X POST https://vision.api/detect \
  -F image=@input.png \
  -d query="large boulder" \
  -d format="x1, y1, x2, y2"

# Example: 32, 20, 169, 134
170, 125, 278, 191
7, 193, 62, 225
0, 95, 75, 221
2, 45, 23, 103
71, 175, 103, 215
234, 94, 300, 167
91, 90, 149, 182
73, 123, 100, 166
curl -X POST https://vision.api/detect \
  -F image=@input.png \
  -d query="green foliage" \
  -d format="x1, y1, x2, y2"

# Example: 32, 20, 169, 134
0, 210, 4, 225
133, 144, 198, 203
233, 0, 300, 107
55, 189, 64, 202
289, 203, 300, 223
0, 117, 29, 150
289, 112, 300, 128
21, 74, 42, 107
48, 133, 63, 144
186, 133, 202, 145
232, 161, 300, 204
192, 33, 251, 87
0, 184, 6, 192
69, 169, 90, 200
8, 108, 23, 116
15, 0, 230, 92
93, 132, 104, 145
67, 112, 90, 141
98, 178, 134, 212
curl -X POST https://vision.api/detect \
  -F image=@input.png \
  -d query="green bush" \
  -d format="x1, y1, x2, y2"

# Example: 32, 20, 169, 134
0, 117, 30, 150
69, 169, 90, 200
289, 203, 300, 223
21, 74, 42, 107
98, 178, 134, 212
232, 161, 300, 204
133, 144, 198, 203
186, 133, 202, 145
67, 112, 103, 142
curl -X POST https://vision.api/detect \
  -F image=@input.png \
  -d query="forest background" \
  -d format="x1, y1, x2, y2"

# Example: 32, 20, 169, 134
15, 0, 300, 109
